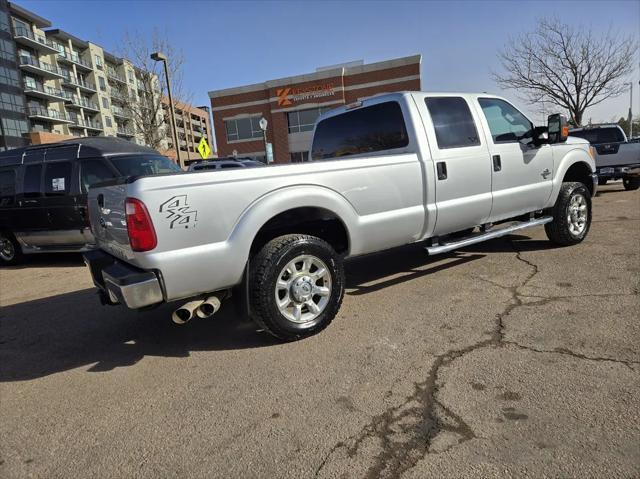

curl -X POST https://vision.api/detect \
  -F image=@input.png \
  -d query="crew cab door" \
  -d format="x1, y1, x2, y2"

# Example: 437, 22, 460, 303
475, 98, 553, 221
419, 95, 493, 235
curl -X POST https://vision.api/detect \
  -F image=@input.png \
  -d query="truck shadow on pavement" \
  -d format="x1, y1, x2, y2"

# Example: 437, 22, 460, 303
4, 253, 85, 269
1, 237, 552, 382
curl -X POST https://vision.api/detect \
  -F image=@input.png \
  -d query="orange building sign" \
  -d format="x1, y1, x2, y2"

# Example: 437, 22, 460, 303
276, 83, 336, 106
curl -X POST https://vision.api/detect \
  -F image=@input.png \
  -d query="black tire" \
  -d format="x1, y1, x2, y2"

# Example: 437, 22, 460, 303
545, 182, 592, 246
249, 234, 345, 341
597, 177, 608, 186
0, 231, 23, 266
623, 177, 640, 191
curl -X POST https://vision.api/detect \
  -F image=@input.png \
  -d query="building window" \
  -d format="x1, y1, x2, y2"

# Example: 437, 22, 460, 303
425, 97, 480, 149
128, 70, 134, 83
0, 92, 25, 113
0, 38, 16, 61
287, 106, 330, 134
105, 116, 112, 127
224, 116, 263, 142
101, 97, 109, 108
98, 76, 106, 91
94, 55, 103, 69
0, 10, 10, 33
0, 65, 20, 87
311, 101, 409, 160
1, 117, 29, 137
290, 151, 309, 163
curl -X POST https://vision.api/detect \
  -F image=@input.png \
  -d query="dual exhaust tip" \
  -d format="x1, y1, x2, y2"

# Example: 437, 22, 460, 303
172, 295, 222, 324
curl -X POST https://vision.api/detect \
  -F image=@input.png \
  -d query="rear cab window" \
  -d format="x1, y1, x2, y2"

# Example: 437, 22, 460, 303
311, 101, 409, 160
425, 97, 480, 149
570, 128, 625, 144
80, 159, 117, 193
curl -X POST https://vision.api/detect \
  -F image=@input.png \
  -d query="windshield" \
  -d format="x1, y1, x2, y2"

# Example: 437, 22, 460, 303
109, 154, 182, 177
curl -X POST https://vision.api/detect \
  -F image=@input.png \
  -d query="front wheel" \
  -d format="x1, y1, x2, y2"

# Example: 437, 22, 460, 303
623, 177, 640, 191
249, 234, 345, 340
0, 231, 23, 266
545, 182, 592, 246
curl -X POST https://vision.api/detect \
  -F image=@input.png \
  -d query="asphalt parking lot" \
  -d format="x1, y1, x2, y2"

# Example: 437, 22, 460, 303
1, 183, 638, 478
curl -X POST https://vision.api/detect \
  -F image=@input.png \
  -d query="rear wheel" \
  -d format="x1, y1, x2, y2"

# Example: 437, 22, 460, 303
249, 234, 345, 340
0, 231, 23, 266
623, 177, 640, 191
545, 182, 591, 246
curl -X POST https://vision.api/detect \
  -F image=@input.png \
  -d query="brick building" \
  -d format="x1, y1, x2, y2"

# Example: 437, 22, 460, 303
208, 55, 421, 164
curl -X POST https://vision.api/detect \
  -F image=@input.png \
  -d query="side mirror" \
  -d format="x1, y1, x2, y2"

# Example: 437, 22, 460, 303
547, 114, 569, 143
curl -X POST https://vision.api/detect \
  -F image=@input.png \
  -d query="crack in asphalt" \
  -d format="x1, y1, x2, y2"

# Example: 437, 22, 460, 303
314, 244, 638, 478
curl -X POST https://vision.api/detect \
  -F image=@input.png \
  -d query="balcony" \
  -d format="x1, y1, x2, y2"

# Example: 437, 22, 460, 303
23, 82, 70, 102
112, 106, 130, 119
110, 89, 129, 103
107, 68, 127, 85
19, 56, 65, 80
117, 127, 135, 137
69, 117, 103, 131
57, 51, 93, 71
13, 26, 59, 54
62, 74, 97, 93
66, 95, 100, 112
27, 106, 74, 124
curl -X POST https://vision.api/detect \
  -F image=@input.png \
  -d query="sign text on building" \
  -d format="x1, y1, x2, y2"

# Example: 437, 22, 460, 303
276, 83, 335, 106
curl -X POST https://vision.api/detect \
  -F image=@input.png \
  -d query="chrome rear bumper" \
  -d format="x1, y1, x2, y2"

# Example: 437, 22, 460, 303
83, 250, 164, 309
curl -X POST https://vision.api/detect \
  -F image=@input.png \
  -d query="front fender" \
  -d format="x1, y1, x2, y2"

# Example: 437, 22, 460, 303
547, 148, 596, 208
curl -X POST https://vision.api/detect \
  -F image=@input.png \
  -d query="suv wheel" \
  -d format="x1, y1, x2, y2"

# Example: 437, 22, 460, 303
623, 177, 640, 191
249, 234, 345, 341
0, 231, 23, 266
545, 182, 592, 246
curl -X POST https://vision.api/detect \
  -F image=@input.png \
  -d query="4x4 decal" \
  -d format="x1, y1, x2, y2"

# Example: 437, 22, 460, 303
159, 195, 198, 229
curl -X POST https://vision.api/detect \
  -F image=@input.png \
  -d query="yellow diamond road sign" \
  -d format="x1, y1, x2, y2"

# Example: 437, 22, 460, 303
197, 137, 211, 159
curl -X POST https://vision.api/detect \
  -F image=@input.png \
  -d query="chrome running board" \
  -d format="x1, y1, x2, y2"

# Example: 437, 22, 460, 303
425, 216, 553, 255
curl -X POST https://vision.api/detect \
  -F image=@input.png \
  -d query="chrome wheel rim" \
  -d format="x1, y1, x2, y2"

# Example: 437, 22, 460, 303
275, 254, 332, 324
567, 193, 588, 236
0, 235, 15, 261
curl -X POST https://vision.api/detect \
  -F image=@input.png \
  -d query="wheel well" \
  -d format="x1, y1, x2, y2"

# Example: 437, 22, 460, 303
563, 162, 594, 196
250, 207, 350, 256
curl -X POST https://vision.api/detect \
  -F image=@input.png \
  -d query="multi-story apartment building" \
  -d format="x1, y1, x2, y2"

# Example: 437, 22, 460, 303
0, 1, 209, 164
161, 99, 213, 164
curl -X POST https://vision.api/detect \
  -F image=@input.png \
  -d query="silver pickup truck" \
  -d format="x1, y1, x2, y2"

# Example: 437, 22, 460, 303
84, 92, 597, 340
569, 124, 640, 190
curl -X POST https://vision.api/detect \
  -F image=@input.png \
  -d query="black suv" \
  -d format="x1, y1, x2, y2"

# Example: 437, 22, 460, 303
0, 137, 181, 265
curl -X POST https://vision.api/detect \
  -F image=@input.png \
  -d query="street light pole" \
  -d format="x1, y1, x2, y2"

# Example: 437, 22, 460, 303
627, 82, 633, 139
151, 52, 182, 169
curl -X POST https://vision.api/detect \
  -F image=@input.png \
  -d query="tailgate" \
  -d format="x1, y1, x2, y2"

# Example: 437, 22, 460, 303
87, 182, 135, 261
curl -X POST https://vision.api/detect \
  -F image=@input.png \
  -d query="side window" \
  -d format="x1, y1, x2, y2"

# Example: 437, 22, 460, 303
23, 164, 42, 198
311, 101, 409, 160
44, 162, 72, 196
80, 160, 116, 193
478, 98, 532, 143
425, 97, 480, 149
0, 169, 16, 206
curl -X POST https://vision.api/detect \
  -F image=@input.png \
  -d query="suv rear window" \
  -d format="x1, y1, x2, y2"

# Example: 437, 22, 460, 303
0, 169, 16, 207
311, 101, 409, 160
109, 154, 182, 177
570, 128, 625, 144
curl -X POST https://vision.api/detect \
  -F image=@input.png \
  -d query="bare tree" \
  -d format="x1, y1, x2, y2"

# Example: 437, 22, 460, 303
493, 18, 638, 126
116, 29, 192, 150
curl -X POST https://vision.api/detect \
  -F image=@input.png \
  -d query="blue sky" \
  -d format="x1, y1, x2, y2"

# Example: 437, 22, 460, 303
20, 0, 640, 124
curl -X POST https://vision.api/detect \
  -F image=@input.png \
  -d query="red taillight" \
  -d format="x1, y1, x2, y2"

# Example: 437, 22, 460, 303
125, 197, 157, 252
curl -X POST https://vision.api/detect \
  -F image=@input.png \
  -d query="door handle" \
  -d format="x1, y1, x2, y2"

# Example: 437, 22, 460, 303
436, 162, 448, 180
492, 155, 502, 172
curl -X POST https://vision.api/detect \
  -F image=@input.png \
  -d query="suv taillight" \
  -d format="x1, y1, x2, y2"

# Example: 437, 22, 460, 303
125, 197, 157, 252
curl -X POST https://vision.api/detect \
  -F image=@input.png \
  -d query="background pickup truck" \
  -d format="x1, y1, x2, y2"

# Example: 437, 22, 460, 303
84, 92, 597, 340
569, 124, 640, 190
